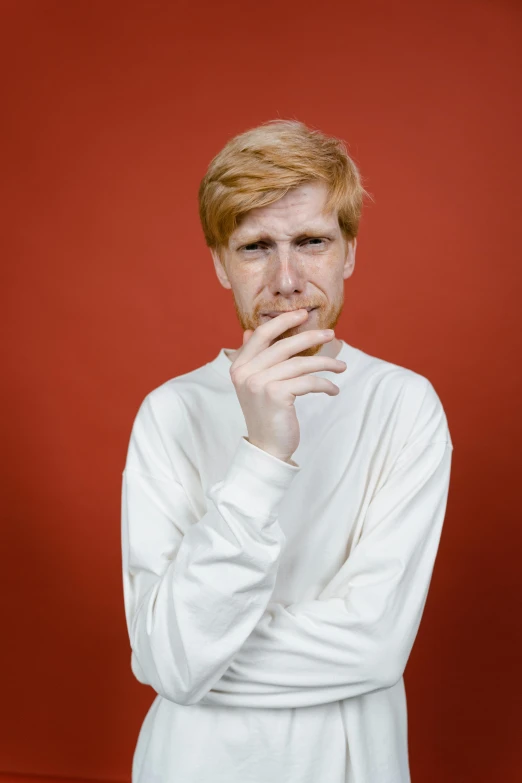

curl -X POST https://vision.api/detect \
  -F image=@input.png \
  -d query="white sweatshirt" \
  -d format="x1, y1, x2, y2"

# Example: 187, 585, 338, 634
121, 338, 453, 783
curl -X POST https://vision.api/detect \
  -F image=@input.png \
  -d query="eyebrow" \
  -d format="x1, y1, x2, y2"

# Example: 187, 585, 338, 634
232, 227, 334, 248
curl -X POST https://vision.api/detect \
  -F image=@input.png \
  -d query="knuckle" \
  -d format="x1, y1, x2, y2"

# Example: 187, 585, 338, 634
245, 375, 260, 393
229, 366, 244, 385
265, 381, 280, 397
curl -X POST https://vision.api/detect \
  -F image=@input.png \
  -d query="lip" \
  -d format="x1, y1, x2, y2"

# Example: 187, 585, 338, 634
262, 307, 317, 318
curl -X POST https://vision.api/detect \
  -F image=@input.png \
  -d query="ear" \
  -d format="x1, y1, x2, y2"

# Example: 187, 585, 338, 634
210, 247, 232, 290
343, 236, 356, 280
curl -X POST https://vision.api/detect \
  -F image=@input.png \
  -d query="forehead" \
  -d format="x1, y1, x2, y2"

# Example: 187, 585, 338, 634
230, 182, 338, 244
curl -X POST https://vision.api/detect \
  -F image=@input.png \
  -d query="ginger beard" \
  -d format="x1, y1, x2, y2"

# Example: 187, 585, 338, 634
230, 287, 345, 359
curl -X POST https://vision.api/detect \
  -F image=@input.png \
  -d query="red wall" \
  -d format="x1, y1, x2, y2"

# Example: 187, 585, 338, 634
2, 1, 521, 781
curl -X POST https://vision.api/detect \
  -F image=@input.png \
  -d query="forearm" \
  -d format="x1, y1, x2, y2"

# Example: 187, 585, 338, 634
201, 597, 393, 709
201, 440, 453, 709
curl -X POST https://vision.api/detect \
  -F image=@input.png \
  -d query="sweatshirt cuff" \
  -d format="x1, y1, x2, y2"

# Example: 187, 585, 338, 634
215, 436, 301, 521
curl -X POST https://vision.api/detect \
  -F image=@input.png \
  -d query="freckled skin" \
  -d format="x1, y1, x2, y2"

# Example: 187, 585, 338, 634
210, 182, 357, 361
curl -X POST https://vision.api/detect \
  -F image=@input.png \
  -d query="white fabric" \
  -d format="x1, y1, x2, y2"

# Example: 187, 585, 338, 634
121, 338, 453, 782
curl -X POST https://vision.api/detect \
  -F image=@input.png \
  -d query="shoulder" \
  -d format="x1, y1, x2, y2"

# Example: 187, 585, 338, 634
136, 357, 219, 428
351, 344, 453, 448
125, 356, 223, 477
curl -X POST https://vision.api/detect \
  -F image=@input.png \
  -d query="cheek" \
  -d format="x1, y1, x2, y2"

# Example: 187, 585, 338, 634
309, 248, 340, 269
232, 264, 267, 294
228, 271, 261, 310
308, 254, 342, 284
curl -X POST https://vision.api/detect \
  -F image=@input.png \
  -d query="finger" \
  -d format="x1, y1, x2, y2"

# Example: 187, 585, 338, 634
278, 375, 340, 398
236, 309, 309, 365
249, 354, 345, 384
239, 327, 334, 378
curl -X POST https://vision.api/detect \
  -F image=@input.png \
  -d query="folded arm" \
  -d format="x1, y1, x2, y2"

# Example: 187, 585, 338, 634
200, 436, 453, 709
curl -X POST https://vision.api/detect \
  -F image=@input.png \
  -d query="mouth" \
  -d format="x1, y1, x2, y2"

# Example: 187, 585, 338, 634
261, 307, 317, 319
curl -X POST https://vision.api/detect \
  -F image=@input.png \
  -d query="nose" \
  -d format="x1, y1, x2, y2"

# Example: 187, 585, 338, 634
267, 246, 306, 298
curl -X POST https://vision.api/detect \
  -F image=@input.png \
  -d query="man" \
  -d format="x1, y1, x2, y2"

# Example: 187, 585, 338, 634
121, 119, 453, 783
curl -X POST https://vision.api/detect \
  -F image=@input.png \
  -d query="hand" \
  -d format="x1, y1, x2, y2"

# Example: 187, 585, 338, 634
229, 309, 347, 464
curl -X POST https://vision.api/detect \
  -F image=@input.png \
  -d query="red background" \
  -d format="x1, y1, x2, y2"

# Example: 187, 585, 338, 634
1, 1, 521, 781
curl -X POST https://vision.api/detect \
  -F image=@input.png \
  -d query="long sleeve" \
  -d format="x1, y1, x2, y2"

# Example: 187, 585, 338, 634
199, 435, 453, 709
121, 392, 300, 706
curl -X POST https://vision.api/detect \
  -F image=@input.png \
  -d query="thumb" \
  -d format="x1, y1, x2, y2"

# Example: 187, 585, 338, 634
242, 329, 253, 345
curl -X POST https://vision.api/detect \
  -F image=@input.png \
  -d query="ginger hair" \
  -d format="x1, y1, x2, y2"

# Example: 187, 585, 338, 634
198, 119, 372, 252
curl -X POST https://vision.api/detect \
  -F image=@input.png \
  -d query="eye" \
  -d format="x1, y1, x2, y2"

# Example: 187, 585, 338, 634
302, 237, 326, 246
243, 242, 265, 251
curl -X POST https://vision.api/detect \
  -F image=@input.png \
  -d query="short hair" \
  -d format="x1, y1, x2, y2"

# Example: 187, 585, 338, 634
198, 119, 372, 252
